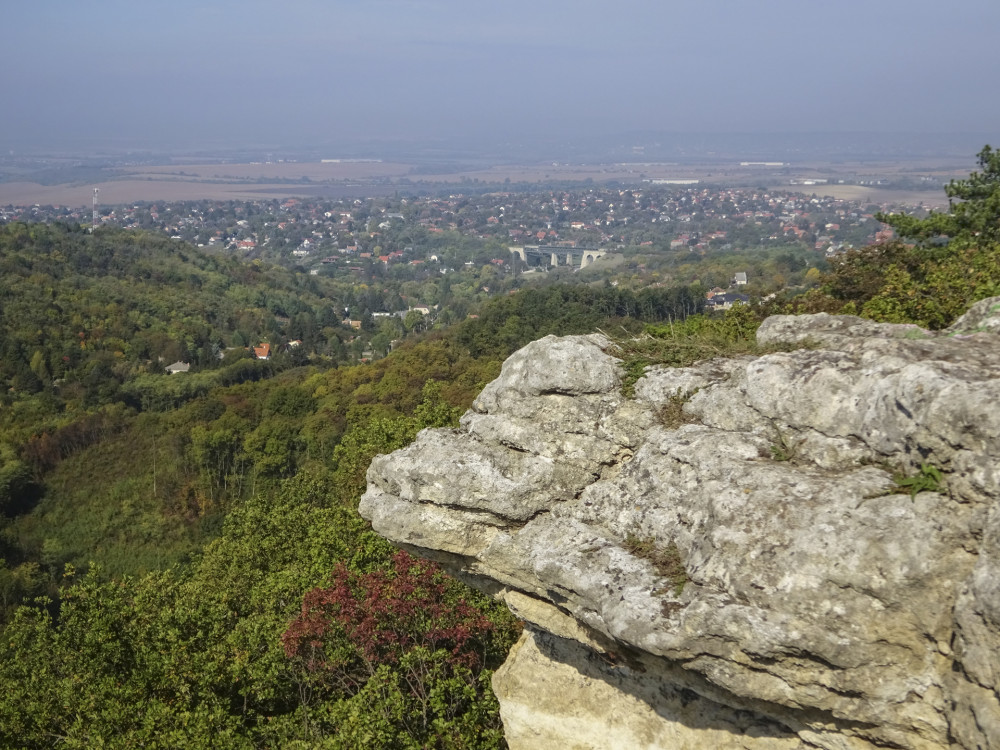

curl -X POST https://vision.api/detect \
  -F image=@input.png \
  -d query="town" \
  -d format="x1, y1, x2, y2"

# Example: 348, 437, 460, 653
1, 185, 904, 302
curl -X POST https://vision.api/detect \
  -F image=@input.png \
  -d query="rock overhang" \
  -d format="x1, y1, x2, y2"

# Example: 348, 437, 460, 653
359, 296, 1000, 749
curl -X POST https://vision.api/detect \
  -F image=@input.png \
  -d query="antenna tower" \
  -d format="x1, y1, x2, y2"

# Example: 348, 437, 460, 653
91, 188, 99, 232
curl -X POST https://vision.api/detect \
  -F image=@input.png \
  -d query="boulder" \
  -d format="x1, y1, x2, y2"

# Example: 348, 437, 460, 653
360, 299, 1000, 749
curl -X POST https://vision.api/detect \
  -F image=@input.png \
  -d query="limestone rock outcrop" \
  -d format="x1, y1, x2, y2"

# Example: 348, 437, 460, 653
360, 297, 1000, 749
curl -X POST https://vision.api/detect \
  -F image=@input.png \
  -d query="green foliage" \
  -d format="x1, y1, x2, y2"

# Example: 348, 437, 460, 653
0, 222, 353, 416
0, 561, 48, 623
656, 391, 698, 430
811, 237, 1000, 330
618, 357, 653, 399
456, 283, 704, 359
2, 330, 493, 600
821, 241, 923, 305
0, 302, 523, 745
769, 425, 800, 462
8, 413, 210, 580
122, 358, 279, 412
769, 442, 794, 462
785, 147, 1000, 330
189, 422, 247, 502
0, 453, 36, 517
330, 380, 463, 503
617, 304, 767, 377
858, 241, 1000, 329
894, 463, 945, 498
878, 145, 1000, 244
0, 473, 517, 748
303, 652, 505, 749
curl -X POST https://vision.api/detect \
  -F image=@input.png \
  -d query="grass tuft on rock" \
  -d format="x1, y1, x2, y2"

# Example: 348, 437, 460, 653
624, 534, 688, 596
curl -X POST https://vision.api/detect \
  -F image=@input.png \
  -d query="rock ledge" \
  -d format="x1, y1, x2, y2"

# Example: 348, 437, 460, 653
360, 299, 1000, 749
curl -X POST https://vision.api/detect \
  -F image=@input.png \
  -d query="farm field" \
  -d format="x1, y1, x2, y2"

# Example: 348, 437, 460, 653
0, 157, 965, 208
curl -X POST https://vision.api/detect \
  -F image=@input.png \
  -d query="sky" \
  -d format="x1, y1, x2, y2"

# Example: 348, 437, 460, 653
3, 0, 999, 154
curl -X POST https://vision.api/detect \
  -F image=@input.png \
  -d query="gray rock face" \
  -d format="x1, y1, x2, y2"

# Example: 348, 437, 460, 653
359, 301, 1000, 750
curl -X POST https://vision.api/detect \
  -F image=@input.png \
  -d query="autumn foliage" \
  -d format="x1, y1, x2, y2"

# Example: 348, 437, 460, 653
283, 550, 496, 687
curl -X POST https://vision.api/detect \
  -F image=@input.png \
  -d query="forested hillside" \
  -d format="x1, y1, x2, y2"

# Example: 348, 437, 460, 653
0, 222, 720, 746
0, 222, 365, 600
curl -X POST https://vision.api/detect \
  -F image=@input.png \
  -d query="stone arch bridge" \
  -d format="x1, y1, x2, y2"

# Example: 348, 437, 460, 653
509, 245, 608, 269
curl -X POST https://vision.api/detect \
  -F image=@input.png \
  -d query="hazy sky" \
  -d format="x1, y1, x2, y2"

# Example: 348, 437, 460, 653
4, 0, 999, 152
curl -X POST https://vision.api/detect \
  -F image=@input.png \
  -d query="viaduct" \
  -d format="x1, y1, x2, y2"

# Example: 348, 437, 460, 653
508, 245, 608, 269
